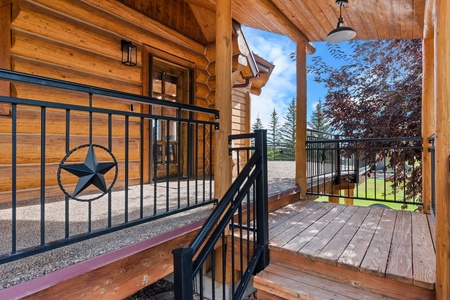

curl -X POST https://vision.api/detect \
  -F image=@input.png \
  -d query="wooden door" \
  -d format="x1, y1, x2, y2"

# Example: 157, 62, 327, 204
151, 58, 190, 180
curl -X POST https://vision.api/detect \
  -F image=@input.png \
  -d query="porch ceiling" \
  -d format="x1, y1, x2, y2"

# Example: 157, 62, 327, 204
186, 0, 426, 42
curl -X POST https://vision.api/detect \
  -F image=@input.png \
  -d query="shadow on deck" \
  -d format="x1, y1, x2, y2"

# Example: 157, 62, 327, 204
254, 200, 436, 299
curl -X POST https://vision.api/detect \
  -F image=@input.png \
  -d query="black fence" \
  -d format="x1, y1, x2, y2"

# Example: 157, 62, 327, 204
307, 133, 423, 207
173, 130, 269, 300
0, 69, 219, 264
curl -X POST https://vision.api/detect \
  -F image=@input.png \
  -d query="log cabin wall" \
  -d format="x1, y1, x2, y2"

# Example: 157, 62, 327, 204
232, 88, 251, 176
1, 0, 215, 202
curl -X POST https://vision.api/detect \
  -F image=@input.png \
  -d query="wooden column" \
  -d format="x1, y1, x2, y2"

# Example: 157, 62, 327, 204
435, 0, 450, 297
0, 0, 11, 115
213, 0, 232, 199
422, 0, 436, 214
422, 37, 435, 214
295, 42, 307, 199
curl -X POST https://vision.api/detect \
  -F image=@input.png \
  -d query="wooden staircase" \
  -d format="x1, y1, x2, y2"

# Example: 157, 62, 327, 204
253, 201, 436, 300
254, 250, 435, 300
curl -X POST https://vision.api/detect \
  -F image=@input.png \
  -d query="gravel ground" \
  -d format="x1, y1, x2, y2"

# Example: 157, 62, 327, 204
0, 161, 297, 293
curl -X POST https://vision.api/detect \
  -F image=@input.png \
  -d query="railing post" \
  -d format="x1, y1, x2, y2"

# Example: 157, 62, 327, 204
172, 247, 194, 300
354, 141, 360, 184
254, 129, 269, 273
334, 135, 341, 184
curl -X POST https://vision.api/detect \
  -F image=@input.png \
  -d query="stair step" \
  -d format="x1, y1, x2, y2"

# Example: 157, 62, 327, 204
254, 264, 392, 300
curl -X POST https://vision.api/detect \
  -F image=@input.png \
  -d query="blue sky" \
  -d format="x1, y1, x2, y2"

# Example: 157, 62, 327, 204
243, 26, 350, 128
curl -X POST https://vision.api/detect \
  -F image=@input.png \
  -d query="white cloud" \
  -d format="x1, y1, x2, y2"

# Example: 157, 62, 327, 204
243, 27, 297, 129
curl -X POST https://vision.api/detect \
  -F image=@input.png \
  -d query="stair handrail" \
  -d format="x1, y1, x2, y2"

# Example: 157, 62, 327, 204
172, 130, 269, 300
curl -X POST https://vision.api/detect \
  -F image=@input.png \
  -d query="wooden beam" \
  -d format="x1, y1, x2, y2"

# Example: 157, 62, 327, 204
295, 42, 307, 199
0, 1, 11, 115
1, 222, 203, 299
421, 36, 435, 214
435, 0, 450, 297
213, 0, 232, 199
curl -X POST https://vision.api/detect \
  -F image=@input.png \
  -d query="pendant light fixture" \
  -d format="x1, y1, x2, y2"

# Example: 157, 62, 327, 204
326, 0, 356, 43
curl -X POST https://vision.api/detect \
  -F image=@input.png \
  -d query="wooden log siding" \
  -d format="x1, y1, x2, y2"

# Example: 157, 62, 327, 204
0, 0, 218, 202
231, 88, 250, 176
0, 1, 11, 115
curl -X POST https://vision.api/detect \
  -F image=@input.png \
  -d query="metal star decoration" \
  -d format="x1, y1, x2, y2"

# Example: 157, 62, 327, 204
61, 145, 117, 198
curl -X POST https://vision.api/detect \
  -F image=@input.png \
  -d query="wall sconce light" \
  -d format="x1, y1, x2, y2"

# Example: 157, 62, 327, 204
121, 40, 137, 66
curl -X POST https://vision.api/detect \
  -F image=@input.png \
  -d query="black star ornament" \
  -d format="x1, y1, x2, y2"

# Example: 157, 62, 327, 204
61, 145, 117, 197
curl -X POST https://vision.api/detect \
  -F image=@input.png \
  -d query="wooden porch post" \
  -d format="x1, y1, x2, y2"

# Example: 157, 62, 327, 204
0, 0, 11, 111
213, 0, 232, 199
435, 0, 450, 297
295, 42, 307, 199
422, 0, 435, 214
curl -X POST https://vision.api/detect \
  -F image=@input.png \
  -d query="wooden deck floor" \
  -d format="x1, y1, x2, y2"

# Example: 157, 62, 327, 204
268, 200, 436, 289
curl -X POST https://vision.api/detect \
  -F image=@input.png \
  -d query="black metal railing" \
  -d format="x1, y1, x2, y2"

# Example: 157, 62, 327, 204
0, 69, 219, 264
172, 130, 269, 300
428, 134, 436, 216
307, 134, 423, 207
306, 129, 340, 178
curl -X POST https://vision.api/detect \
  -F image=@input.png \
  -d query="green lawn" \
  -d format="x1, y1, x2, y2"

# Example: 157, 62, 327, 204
315, 178, 419, 211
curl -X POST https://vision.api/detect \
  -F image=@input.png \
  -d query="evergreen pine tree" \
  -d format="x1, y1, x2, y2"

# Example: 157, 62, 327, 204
279, 98, 296, 160
268, 108, 279, 145
268, 108, 279, 160
307, 99, 330, 136
252, 115, 264, 131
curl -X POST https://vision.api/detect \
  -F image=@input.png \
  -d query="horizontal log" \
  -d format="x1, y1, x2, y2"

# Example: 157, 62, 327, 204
0, 133, 142, 164
11, 0, 130, 63
232, 108, 247, 118
0, 107, 143, 137
250, 86, 262, 96
79, 0, 205, 53
195, 67, 211, 84
11, 82, 144, 113
194, 97, 212, 108
205, 34, 249, 61
207, 54, 247, 75
195, 82, 212, 99
11, 56, 142, 94
0, 178, 141, 204
0, 160, 141, 192
11, 30, 141, 84
206, 91, 215, 106
24, 0, 208, 67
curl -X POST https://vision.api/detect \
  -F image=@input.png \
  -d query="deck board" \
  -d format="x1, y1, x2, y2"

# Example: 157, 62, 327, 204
316, 206, 370, 264
268, 201, 436, 290
269, 201, 317, 239
270, 202, 336, 249
386, 211, 413, 284
298, 205, 358, 260
283, 204, 346, 253
412, 213, 436, 289
360, 209, 397, 276
338, 207, 384, 270
254, 264, 388, 300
